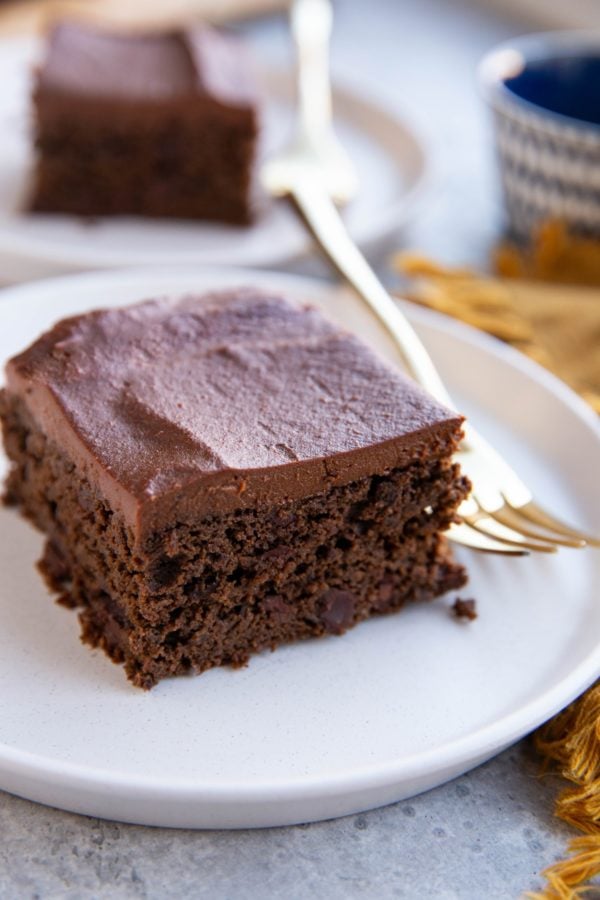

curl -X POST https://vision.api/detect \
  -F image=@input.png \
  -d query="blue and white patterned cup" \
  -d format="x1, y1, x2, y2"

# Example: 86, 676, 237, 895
479, 32, 600, 240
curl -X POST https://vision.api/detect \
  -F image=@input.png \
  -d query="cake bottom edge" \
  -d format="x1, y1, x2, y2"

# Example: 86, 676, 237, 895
39, 532, 467, 690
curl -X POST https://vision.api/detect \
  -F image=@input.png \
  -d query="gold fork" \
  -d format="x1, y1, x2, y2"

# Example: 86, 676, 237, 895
261, 0, 600, 556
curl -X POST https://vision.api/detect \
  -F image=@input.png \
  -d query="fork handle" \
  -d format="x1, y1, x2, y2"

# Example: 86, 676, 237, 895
291, 0, 334, 145
288, 176, 456, 410
288, 178, 554, 504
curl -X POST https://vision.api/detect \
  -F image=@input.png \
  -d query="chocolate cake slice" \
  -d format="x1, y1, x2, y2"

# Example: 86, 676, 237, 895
0, 289, 469, 688
29, 21, 259, 224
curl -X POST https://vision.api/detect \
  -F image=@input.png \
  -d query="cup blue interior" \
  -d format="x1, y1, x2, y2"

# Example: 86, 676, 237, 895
504, 54, 600, 126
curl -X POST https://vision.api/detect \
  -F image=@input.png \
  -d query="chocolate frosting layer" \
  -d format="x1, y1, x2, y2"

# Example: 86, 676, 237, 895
6, 290, 464, 539
37, 20, 257, 107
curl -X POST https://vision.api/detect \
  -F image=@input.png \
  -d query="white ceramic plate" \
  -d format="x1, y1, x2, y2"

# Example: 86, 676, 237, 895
0, 266, 599, 830
0, 36, 426, 282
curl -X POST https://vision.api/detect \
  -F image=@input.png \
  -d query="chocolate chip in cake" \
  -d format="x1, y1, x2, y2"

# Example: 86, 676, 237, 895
262, 594, 292, 624
320, 589, 356, 634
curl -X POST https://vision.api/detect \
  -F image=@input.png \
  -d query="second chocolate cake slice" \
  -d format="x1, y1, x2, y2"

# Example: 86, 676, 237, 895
30, 22, 259, 224
0, 289, 469, 688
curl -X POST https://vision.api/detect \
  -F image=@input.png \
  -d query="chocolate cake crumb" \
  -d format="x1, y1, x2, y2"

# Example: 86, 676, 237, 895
452, 597, 477, 621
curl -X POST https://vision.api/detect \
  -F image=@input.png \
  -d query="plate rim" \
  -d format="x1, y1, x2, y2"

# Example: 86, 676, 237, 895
0, 34, 429, 276
0, 264, 599, 820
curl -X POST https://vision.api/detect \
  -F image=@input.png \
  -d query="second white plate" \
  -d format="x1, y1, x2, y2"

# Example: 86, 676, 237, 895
0, 36, 426, 281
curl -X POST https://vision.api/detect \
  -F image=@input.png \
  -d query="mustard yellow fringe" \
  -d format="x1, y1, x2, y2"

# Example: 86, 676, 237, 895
392, 252, 600, 413
527, 836, 600, 900
526, 683, 600, 899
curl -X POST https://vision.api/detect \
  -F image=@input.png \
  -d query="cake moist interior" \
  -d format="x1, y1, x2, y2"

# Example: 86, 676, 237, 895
2, 397, 468, 688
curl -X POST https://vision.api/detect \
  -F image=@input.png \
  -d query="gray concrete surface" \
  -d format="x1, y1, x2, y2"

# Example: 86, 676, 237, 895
0, 1, 587, 897
0, 744, 571, 899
